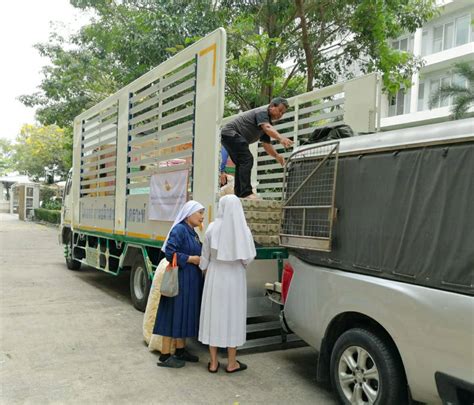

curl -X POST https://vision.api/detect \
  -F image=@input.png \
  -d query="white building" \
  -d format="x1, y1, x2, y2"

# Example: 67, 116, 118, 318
0, 174, 31, 213
381, 0, 474, 129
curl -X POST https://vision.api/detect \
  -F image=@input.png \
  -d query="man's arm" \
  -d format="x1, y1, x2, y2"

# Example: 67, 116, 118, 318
260, 123, 294, 148
262, 142, 285, 166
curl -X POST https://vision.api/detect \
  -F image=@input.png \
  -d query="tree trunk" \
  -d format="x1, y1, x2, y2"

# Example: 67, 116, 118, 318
295, 0, 314, 92
260, 10, 277, 103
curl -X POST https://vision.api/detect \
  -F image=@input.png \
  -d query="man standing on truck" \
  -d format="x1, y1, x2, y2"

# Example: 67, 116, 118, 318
221, 97, 294, 199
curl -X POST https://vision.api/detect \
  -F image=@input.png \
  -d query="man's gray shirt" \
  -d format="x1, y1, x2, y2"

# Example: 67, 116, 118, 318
221, 108, 272, 144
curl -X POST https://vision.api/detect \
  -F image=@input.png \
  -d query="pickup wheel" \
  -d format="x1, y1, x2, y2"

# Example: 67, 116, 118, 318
130, 257, 151, 312
65, 239, 81, 271
330, 328, 406, 404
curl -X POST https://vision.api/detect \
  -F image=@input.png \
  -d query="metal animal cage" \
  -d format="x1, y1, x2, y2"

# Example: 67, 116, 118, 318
280, 141, 339, 251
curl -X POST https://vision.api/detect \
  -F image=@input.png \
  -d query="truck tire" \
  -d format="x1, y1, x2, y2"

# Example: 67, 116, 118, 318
130, 257, 151, 312
330, 327, 407, 404
66, 239, 81, 271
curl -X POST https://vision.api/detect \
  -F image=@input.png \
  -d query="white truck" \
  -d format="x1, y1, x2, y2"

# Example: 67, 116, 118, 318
60, 27, 379, 316
60, 29, 299, 347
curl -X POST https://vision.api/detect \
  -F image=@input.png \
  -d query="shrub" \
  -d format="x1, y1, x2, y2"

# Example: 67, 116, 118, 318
43, 199, 62, 210
34, 208, 61, 224
40, 187, 56, 203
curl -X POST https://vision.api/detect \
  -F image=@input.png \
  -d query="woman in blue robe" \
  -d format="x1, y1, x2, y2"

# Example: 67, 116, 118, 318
154, 201, 205, 368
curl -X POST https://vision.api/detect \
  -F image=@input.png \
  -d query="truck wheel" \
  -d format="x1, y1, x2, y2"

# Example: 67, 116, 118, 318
65, 239, 81, 271
330, 328, 406, 404
130, 257, 151, 312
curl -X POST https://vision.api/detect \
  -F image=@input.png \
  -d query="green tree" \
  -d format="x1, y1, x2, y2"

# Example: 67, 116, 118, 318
221, 0, 438, 105
429, 62, 474, 119
21, 0, 439, 122
18, 33, 125, 129
20, 0, 223, 128
293, 0, 439, 93
0, 138, 13, 176
13, 124, 71, 182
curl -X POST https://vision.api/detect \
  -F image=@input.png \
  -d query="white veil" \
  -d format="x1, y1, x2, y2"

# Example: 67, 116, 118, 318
210, 195, 256, 261
161, 200, 204, 252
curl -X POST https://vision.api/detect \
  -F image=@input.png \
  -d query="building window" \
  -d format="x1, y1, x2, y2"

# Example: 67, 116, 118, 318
392, 36, 414, 53
443, 22, 454, 50
421, 31, 429, 56
431, 14, 471, 55
453, 73, 468, 89
430, 76, 452, 108
389, 89, 411, 117
433, 25, 444, 53
418, 70, 470, 112
455, 15, 471, 46
440, 77, 451, 107
418, 82, 425, 111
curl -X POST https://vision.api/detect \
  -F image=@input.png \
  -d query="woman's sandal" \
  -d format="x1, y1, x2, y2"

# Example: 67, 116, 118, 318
225, 360, 247, 373
208, 361, 220, 373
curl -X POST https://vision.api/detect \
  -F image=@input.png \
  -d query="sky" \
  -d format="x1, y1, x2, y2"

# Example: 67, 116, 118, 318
0, 1, 91, 142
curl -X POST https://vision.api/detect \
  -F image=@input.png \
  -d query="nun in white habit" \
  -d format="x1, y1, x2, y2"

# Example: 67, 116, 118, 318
198, 194, 256, 373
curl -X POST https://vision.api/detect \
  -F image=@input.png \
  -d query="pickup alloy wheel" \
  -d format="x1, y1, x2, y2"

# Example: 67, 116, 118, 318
330, 328, 406, 404
337, 345, 379, 403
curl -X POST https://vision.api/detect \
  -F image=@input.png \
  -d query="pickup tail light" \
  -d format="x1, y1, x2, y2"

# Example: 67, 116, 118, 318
281, 262, 294, 303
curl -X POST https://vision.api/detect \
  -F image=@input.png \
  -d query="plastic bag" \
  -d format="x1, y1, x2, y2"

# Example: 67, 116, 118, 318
160, 253, 179, 297
308, 124, 355, 144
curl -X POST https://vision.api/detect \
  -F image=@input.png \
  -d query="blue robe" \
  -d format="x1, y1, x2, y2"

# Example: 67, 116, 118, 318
154, 222, 204, 338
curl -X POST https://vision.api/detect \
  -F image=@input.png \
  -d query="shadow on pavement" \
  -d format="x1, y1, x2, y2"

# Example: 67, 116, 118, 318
71, 264, 132, 306
281, 347, 333, 395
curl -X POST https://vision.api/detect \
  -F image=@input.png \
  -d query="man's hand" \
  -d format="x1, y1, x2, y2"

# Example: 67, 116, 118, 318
279, 136, 294, 149
261, 123, 294, 149
220, 172, 227, 186
276, 154, 285, 166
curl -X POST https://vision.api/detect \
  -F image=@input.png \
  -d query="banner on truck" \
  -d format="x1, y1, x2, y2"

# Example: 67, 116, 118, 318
149, 170, 188, 221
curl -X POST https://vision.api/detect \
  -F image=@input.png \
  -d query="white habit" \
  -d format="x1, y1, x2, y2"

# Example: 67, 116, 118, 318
198, 195, 256, 348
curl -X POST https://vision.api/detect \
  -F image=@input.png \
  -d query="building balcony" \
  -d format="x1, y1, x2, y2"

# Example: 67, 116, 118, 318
422, 42, 474, 73
436, 0, 474, 14
381, 105, 474, 130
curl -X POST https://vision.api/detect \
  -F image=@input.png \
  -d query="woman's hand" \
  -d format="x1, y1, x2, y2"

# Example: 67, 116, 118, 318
187, 255, 200, 265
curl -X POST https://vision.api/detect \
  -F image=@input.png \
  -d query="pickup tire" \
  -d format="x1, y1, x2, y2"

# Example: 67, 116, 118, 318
130, 257, 151, 312
66, 239, 81, 271
330, 327, 406, 404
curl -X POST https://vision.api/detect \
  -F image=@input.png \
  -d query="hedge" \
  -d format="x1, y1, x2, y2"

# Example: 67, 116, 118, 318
34, 208, 61, 224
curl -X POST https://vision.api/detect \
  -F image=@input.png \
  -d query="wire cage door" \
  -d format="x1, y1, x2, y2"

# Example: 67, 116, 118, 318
280, 141, 339, 252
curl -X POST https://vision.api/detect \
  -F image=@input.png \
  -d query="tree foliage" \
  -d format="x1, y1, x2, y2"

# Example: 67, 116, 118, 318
0, 138, 13, 176
20, 0, 223, 128
13, 124, 71, 182
21, 0, 439, 124
429, 62, 474, 120
19, 34, 121, 129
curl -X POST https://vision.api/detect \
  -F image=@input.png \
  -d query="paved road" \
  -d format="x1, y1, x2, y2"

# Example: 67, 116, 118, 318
0, 213, 336, 404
